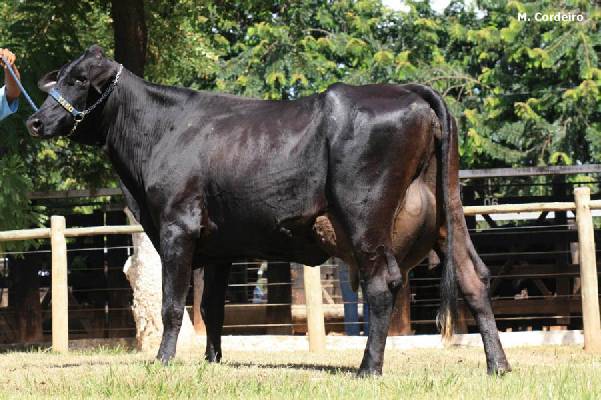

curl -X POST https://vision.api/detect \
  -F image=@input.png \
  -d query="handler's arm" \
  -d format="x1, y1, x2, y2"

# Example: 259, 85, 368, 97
1, 49, 21, 102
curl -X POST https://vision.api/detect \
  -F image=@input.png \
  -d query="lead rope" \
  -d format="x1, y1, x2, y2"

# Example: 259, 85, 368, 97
1, 56, 39, 112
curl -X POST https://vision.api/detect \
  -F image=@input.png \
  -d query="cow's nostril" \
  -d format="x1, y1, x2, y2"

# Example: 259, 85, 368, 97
27, 118, 44, 136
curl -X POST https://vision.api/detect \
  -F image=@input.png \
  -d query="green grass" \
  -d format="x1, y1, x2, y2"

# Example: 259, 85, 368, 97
1, 346, 600, 399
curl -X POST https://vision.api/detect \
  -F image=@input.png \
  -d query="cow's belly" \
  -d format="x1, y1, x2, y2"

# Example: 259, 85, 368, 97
194, 181, 330, 265
194, 220, 330, 265
189, 131, 330, 264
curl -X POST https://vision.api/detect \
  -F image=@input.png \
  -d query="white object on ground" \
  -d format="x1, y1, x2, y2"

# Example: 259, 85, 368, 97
123, 222, 200, 353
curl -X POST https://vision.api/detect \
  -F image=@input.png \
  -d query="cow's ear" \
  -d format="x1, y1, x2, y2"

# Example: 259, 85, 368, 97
38, 70, 58, 93
89, 60, 118, 93
87, 44, 104, 58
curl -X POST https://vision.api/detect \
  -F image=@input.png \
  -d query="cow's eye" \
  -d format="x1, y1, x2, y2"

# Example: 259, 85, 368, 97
75, 78, 87, 85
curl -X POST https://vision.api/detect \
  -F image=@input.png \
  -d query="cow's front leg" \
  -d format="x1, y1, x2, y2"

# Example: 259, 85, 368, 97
357, 262, 399, 377
156, 223, 195, 364
201, 263, 230, 362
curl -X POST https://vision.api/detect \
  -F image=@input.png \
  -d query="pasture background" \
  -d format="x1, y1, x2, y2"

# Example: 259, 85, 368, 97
0, 1, 600, 396
1, 346, 601, 399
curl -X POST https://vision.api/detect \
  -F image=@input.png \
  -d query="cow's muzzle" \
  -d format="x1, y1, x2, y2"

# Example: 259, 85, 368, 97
26, 117, 44, 137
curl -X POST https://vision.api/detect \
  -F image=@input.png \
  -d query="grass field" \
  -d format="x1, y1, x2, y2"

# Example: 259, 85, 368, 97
1, 345, 600, 399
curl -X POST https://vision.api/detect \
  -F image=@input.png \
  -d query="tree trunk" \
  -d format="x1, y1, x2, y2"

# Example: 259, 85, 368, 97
110, 0, 147, 77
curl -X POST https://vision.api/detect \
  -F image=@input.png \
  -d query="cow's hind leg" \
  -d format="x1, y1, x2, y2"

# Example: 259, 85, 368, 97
342, 209, 406, 376
201, 263, 231, 362
328, 101, 434, 375
438, 233, 511, 374
357, 256, 401, 376
156, 223, 196, 364
331, 202, 404, 377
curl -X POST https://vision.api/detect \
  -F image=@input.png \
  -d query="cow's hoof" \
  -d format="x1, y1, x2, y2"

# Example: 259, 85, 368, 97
356, 368, 382, 378
205, 352, 222, 363
156, 353, 174, 366
487, 362, 512, 376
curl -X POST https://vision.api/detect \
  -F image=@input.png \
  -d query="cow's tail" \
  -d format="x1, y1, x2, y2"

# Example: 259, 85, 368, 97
406, 84, 458, 342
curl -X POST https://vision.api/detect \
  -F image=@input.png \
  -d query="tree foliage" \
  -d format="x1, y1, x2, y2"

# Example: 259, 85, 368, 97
0, 0, 599, 232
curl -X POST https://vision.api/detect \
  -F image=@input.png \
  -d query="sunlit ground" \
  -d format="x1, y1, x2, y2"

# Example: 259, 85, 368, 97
1, 346, 600, 399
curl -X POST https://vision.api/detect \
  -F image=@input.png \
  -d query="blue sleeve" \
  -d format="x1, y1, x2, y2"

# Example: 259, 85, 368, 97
0, 86, 19, 121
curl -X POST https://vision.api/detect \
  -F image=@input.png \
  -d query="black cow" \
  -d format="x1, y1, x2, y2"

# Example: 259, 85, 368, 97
27, 45, 510, 376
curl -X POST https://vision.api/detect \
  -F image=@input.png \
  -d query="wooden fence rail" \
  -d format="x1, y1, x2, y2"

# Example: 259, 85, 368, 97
0, 187, 600, 353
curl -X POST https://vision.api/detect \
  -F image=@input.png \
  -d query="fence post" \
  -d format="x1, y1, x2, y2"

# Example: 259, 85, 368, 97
574, 187, 601, 353
303, 265, 325, 352
50, 216, 68, 353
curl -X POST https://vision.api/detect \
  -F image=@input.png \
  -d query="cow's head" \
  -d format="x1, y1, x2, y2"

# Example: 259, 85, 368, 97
26, 45, 120, 139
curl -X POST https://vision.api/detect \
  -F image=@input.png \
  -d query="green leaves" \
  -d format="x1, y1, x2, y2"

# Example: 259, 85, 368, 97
266, 71, 286, 87
577, 32, 598, 79
0, 0, 599, 229
585, 122, 601, 161
545, 30, 579, 65
373, 50, 394, 65
0, 154, 39, 252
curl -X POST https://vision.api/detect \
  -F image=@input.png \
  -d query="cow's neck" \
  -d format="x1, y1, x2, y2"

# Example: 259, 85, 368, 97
89, 70, 191, 199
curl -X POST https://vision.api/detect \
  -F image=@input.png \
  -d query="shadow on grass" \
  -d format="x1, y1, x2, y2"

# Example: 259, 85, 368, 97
0, 343, 50, 354
1, 350, 358, 375
224, 360, 357, 375
9, 359, 357, 375
7, 359, 145, 371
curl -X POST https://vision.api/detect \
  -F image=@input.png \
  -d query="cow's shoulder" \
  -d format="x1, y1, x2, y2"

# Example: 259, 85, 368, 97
322, 82, 351, 103
319, 83, 357, 121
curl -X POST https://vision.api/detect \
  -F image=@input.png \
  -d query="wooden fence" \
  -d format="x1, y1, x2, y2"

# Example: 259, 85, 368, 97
1, 187, 600, 353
